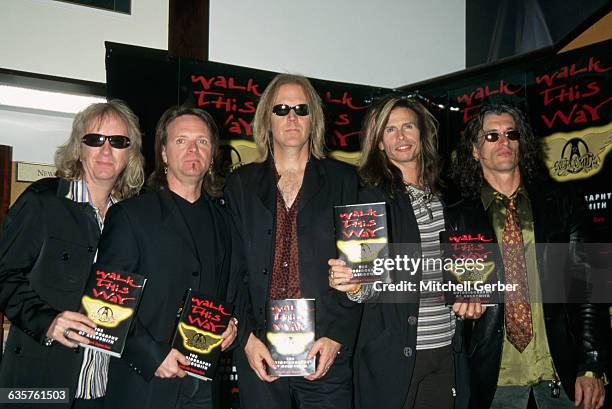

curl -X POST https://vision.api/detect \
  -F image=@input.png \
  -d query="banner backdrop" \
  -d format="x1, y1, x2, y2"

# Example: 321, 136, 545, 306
106, 42, 389, 175
400, 39, 611, 244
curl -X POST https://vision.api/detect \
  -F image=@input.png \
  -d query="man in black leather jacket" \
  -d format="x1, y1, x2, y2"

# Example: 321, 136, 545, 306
449, 104, 608, 409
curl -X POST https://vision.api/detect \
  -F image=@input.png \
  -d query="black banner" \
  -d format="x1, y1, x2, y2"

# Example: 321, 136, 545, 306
106, 42, 388, 174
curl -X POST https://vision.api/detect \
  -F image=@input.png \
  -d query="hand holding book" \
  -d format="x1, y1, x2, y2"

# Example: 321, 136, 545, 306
220, 317, 238, 351
155, 348, 189, 379
244, 333, 278, 382
452, 301, 487, 319
46, 310, 97, 348
327, 258, 361, 294
303, 337, 342, 381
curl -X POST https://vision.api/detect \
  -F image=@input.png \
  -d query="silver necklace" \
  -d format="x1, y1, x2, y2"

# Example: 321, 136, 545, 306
404, 183, 434, 221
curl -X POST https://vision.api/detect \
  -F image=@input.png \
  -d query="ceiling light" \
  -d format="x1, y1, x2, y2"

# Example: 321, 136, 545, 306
0, 84, 106, 114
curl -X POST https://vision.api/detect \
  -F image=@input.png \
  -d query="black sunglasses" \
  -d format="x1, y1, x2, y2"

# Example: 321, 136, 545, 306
482, 130, 520, 143
82, 133, 131, 149
272, 104, 309, 116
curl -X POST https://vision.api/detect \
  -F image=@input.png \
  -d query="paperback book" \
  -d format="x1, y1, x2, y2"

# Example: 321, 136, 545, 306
171, 289, 234, 381
439, 230, 501, 305
265, 298, 316, 377
334, 202, 388, 284
78, 268, 146, 357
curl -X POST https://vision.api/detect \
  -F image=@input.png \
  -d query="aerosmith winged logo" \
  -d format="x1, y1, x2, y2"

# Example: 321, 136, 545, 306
336, 238, 388, 263
266, 332, 314, 355
81, 295, 134, 328
178, 323, 223, 354
543, 124, 612, 181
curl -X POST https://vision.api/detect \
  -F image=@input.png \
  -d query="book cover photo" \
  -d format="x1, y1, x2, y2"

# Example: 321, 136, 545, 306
171, 289, 234, 381
334, 202, 389, 284
439, 230, 501, 305
265, 298, 316, 377
78, 268, 146, 357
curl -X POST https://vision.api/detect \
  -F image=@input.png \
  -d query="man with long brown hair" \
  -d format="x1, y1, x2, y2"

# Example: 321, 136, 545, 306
95, 106, 238, 409
329, 95, 482, 409
225, 74, 360, 409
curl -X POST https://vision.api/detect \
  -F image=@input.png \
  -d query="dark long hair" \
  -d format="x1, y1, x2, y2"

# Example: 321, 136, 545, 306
147, 106, 222, 197
359, 95, 442, 196
451, 104, 547, 198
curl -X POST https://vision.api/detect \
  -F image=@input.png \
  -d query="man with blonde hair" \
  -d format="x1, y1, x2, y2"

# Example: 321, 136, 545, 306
225, 74, 360, 409
0, 100, 144, 409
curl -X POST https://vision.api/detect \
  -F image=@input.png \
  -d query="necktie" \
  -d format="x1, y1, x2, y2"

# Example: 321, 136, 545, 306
500, 193, 533, 352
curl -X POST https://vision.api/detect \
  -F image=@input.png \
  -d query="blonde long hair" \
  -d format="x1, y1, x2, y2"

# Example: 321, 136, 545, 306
252, 74, 326, 162
54, 100, 145, 200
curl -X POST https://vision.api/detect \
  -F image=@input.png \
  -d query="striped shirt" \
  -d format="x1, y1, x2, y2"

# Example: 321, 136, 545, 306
405, 185, 455, 350
347, 186, 456, 349
66, 179, 116, 400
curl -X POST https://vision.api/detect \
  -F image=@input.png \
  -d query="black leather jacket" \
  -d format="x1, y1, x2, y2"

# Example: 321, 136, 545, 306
445, 182, 608, 409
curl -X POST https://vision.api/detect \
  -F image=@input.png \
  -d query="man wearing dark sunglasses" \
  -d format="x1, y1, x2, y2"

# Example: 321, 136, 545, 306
450, 104, 608, 409
225, 74, 360, 409
0, 100, 145, 409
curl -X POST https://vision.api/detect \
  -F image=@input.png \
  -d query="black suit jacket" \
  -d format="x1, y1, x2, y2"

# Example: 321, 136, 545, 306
0, 178, 100, 409
445, 182, 608, 409
353, 186, 468, 409
224, 157, 362, 355
96, 189, 236, 409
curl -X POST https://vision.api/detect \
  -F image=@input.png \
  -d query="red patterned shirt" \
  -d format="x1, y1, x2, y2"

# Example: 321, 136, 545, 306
268, 185, 302, 300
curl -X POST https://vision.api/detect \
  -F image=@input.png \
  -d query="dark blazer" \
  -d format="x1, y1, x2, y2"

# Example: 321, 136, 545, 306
353, 186, 468, 409
0, 178, 100, 409
96, 189, 236, 409
224, 157, 362, 354
445, 182, 609, 409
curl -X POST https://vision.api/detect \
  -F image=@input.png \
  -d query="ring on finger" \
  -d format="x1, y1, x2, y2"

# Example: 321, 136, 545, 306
64, 328, 72, 338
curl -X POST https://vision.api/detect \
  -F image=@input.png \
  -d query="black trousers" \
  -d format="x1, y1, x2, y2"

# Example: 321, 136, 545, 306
402, 346, 455, 409
235, 349, 353, 409
175, 378, 213, 409
72, 397, 104, 409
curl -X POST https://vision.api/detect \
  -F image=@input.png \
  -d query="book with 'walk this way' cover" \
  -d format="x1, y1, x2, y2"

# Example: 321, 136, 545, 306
439, 230, 501, 305
171, 289, 234, 381
334, 202, 389, 284
78, 268, 146, 358
265, 298, 316, 377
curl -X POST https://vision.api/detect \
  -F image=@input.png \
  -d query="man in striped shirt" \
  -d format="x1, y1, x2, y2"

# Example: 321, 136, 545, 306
329, 95, 484, 409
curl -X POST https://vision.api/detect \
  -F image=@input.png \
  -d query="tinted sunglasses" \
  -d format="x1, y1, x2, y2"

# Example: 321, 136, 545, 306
272, 104, 309, 116
482, 130, 520, 143
82, 133, 131, 149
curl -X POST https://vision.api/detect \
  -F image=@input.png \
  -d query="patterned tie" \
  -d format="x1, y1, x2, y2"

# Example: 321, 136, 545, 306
499, 193, 533, 352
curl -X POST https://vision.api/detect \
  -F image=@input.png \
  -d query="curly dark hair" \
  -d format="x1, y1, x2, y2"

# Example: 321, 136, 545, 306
359, 95, 442, 196
451, 104, 547, 198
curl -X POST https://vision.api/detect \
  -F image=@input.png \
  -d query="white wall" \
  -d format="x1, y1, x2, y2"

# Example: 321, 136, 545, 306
0, 0, 466, 165
0, 0, 169, 83
209, 0, 466, 88
0, 0, 169, 164
0, 109, 73, 164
